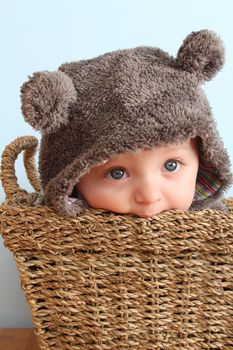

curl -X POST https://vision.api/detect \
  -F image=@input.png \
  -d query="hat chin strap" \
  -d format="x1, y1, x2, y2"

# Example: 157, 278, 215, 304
44, 175, 86, 217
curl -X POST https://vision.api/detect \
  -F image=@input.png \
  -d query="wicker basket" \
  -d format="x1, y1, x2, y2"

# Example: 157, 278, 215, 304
1, 136, 233, 350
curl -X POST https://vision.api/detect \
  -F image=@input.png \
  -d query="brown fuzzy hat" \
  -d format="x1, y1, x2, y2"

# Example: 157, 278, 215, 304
21, 29, 232, 217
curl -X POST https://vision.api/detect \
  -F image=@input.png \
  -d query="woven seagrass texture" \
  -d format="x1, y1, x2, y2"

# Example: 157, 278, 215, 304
1, 136, 233, 350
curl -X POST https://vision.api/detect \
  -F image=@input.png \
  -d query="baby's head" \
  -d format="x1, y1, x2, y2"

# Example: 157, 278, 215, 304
21, 30, 232, 217
76, 138, 199, 218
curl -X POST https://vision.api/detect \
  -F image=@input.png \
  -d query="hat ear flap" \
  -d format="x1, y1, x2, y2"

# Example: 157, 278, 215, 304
176, 30, 225, 82
21, 71, 77, 134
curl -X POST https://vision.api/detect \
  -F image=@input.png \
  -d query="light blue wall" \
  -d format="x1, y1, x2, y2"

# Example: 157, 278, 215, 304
1, 0, 233, 327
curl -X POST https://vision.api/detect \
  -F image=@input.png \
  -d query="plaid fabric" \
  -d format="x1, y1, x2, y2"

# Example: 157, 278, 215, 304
195, 162, 223, 200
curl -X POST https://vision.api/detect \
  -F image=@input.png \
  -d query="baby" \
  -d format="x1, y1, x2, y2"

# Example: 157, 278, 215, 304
76, 138, 199, 218
20, 29, 232, 217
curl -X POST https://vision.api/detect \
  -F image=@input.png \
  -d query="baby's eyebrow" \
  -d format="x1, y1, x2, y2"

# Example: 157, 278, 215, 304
107, 153, 136, 162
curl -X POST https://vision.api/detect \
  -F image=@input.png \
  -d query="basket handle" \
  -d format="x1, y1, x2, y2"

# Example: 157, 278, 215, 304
1, 136, 41, 199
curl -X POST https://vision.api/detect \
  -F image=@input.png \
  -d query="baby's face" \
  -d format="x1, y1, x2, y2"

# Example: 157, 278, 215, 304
77, 139, 199, 218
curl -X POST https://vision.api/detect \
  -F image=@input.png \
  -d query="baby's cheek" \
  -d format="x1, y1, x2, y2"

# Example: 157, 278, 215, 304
172, 180, 196, 210
80, 182, 112, 208
182, 184, 197, 210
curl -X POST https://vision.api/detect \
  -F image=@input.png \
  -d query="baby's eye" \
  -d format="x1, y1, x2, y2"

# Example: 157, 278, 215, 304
163, 160, 181, 173
106, 168, 127, 180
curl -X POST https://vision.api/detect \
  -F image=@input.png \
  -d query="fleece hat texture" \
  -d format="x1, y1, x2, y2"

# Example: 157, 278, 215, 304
21, 29, 232, 216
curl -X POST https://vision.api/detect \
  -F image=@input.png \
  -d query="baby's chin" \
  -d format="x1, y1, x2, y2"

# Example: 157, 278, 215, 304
130, 209, 164, 219
135, 212, 162, 219
105, 206, 166, 218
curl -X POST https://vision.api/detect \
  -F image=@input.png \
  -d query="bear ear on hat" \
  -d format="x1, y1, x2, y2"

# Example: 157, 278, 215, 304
21, 71, 77, 134
176, 29, 225, 82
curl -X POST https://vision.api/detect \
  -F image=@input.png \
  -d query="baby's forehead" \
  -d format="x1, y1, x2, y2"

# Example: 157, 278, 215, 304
110, 139, 196, 161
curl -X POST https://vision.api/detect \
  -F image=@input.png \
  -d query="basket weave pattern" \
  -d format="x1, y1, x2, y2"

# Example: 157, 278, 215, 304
1, 137, 233, 350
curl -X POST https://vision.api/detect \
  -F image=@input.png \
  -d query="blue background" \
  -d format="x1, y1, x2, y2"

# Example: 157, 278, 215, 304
1, 0, 233, 327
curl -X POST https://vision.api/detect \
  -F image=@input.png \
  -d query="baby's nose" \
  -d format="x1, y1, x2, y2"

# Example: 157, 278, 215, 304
134, 179, 162, 205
